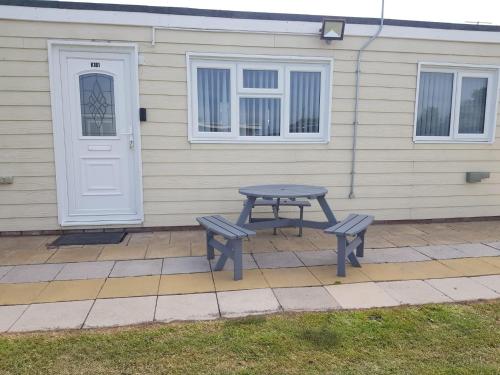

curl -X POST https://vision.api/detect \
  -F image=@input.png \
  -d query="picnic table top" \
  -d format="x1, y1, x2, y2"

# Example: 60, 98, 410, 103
239, 184, 328, 199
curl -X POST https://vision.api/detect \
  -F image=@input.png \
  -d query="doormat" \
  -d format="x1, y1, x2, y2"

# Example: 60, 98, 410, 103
50, 232, 127, 247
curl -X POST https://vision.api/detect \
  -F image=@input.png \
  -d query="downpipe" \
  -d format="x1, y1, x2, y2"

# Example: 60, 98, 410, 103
348, 0, 385, 199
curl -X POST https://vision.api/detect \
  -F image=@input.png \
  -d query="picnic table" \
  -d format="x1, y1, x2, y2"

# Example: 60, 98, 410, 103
237, 184, 338, 231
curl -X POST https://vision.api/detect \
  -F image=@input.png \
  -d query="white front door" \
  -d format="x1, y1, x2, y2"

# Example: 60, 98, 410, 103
50, 43, 143, 226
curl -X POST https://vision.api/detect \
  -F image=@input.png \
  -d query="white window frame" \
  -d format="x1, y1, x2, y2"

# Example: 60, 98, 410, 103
413, 62, 500, 144
190, 59, 238, 140
284, 64, 329, 140
187, 52, 333, 143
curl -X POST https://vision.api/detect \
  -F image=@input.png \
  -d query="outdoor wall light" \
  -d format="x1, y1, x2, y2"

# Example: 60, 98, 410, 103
320, 19, 346, 41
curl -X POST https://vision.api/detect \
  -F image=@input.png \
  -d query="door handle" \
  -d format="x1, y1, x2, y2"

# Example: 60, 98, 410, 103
121, 131, 135, 149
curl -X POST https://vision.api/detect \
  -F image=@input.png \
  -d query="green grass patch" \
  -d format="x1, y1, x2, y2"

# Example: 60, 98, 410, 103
0, 301, 499, 374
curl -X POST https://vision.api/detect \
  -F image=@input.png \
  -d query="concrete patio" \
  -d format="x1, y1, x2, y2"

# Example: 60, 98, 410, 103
0, 221, 500, 332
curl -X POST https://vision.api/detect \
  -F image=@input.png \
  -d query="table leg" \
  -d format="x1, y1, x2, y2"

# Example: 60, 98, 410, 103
317, 195, 337, 225
237, 196, 256, 226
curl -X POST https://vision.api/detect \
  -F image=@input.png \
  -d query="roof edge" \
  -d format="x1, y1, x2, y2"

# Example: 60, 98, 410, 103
1, 0, 500, 32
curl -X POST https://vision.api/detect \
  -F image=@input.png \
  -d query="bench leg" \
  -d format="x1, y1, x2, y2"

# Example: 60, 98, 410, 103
347, 251, 361, 268
336, 235, 347, 277
356, 230, 366, 257
233, 239, 243, 281
272, 204, 279, 235
206, 231, 215, 260
298, 206, 304, 237
214, 252, 228, 272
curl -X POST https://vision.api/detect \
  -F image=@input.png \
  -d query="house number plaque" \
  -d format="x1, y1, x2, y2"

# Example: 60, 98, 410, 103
90, 62, 101, 68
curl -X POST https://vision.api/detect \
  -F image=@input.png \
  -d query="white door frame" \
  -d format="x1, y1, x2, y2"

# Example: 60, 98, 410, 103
48, 40, 144, 226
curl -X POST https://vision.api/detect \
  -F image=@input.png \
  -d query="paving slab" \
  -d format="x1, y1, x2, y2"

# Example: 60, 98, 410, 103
438, 258, 500, 276
0, 263, 64, 284
470, 275, 500, 294
479, 256, 500, 268
273, 287, 340, 312
159, 272, 215, 295
451, 243, 500, 257
0, 305, 28, 332
378, 280, 452, 305
271, 237, 318, 252
155, 293, 220, 322
47, 246, 103, 263
162, 256, 211, 274
55, 261, 115, 280
217, 288, 281, 318
36, 279, 105, 303
294, 250, 337, 266
308, 265, 371, 285
325, 282, 400, 309
253, 252, 303, 269
10, 300, 94, 332
98, 245, 147, 261
412, 245, 466, 260
110, 259, 163, 277
98, 276, 160, 298
0, 282, 48, 305
261, 267, 321, 288
210, 254, 258, 270
84, 296, 156, 328
0, 266, 13, 279
425, 277, 499, 302
146, 242, 190, 259
486, 242, 500, 250
0, 248, 55, 266
360, 247, 431, 264
360, 261, 460, 281
213, 269, 269, 291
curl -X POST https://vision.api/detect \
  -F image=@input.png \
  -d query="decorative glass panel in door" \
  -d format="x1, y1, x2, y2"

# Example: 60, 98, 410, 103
79, 73, 117, 136
458, 77, 488, 134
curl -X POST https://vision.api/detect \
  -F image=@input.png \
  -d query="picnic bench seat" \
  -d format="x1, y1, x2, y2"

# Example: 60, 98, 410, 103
197, 215, 255, 280
246, 198, 311, 236
324, 214, 374, 277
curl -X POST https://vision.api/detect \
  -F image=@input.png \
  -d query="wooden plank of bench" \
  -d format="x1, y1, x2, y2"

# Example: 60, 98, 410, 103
250, 199, 311, 207
197, 216, 255, 239
325, 214, 366, 234
344, 216, 374, 236
327, 215, 373, 235
210, 215, 255, 237
197, 217, 241, 239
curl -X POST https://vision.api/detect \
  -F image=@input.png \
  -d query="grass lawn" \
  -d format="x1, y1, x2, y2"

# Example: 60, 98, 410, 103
0, 301, 499, 374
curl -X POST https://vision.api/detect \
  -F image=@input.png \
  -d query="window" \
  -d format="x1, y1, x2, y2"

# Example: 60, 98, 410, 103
196, 68, 231, 133
188, 54, 332, 143
414, 64, 499, 143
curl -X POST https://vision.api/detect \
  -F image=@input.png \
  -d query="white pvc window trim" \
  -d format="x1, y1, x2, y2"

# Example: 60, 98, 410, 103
413, 62, 500, 144
187, 53, 333, 144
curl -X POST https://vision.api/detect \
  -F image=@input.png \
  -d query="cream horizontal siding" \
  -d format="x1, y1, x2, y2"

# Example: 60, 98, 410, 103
1, 19, 500, 231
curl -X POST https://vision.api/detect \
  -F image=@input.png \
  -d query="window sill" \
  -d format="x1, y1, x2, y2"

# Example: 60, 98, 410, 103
188, 138, 330, 144
413, 138, 494, 144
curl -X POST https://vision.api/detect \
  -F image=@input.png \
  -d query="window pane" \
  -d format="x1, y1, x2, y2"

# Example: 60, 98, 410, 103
239, 98, 281, 136
243, 69, 278, 89
197, 68, 231, 132
289, 72, 321, 133
79, 73, 116, 136
458, 77, 487, 134
416, 72, 453, 137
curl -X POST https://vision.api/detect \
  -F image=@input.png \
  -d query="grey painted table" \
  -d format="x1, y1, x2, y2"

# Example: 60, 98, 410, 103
237, 184, 338, 230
